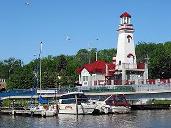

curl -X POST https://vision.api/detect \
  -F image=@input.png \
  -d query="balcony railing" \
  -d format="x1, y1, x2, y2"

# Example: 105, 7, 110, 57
116, 63, 137, 70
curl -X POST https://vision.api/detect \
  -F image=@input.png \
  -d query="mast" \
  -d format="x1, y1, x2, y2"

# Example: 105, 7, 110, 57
39, 42, 43, 95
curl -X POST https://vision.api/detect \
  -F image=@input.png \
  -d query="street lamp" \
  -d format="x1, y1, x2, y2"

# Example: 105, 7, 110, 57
58, 75, 61, 91
95, 37, 99, 61
88, 38, 99, 63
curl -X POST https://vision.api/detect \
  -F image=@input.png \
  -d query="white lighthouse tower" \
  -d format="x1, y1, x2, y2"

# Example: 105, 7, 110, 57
115, 12, 141, 85
116, 12, 137, 69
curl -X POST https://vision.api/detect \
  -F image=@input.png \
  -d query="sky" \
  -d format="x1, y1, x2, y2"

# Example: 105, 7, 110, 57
0, 0, 171, 64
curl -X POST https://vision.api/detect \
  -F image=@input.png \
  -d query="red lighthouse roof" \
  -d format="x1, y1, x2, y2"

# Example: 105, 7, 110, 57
120, 12, 131, 18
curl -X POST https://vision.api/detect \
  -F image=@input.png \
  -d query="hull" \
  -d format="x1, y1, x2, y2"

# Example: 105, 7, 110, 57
30, 105, 56, 117
58, 103, 96, 115
96, 103, 130, 114
44, 110, 56, 116
110, 106, 130, 114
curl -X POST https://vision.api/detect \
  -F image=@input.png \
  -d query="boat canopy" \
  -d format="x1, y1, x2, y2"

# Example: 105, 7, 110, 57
38, 96, 48, 104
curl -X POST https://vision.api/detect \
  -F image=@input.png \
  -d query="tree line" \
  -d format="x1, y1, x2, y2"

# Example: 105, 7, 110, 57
0, 42, 171, 89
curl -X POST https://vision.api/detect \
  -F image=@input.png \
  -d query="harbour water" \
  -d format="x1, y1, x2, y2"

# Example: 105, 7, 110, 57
0, 110, 171, 128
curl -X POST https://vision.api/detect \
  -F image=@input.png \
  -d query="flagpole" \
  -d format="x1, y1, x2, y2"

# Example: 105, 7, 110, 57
39, 42, 42, 95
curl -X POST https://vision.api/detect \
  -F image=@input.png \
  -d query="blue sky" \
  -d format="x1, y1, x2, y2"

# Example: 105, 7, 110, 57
0, 0, 171, 64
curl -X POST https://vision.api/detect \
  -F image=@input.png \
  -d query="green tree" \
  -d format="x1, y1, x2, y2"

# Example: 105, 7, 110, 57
98, 48, 117, 62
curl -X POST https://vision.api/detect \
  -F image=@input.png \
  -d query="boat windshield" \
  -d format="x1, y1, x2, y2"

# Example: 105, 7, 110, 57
105, 95, 128, 106
60, 93, 89, 104
115, 95, 126, 102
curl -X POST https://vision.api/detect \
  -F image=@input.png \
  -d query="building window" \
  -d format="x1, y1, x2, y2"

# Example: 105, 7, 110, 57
119, 61, 121, 65
83, 76, 88, 81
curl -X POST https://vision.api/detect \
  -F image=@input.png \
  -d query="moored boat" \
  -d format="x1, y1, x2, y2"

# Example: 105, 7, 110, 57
58, 92, 97, 115
29, 104, 56, 117
95, 94, 130, 114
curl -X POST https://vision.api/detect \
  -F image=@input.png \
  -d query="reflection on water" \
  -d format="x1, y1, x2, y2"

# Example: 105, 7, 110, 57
0, 110, 171, 128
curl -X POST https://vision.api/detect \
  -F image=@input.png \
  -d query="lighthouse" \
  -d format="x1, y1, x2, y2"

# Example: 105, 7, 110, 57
76, 12, 148, 86
116, 12, 137, 69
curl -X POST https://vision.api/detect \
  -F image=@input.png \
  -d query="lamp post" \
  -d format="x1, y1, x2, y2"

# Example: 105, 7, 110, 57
88, 44, 91, 64
88, 38, 99, 63
58, 75, 61, 91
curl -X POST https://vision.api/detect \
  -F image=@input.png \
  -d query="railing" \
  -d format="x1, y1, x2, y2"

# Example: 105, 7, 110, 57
116, 63, 137, 70
37, 87, 77, 95
132, 83, 171, 92
78, 85, 135, 93
92, 78, 171, 86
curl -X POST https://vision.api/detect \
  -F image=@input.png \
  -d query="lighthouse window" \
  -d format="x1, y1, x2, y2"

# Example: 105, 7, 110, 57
124, 17, 126, 24
128, 38, 130, 43
127, 35, 132, 43
119, 61, 121, 65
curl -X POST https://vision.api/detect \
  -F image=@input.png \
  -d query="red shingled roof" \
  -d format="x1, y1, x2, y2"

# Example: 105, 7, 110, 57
120, 12, 131, 18
76, 60, 115, 74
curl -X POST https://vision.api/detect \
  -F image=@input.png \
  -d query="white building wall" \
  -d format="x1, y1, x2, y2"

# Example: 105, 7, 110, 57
80, 68, 91, 86
91, 73, 105, 85
95, 73, 105, 80
79, 68, 106, 86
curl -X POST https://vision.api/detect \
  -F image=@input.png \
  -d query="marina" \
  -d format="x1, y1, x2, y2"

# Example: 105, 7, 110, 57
0, 90, 170, 117
1, 110, 171, 128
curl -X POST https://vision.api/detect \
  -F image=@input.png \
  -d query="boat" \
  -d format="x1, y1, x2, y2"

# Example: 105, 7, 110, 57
29, 104, 56, 117
58, 92, 97, 115
29, 96, 57, 117
95, 94, 130, 114
29, 42, 56, 117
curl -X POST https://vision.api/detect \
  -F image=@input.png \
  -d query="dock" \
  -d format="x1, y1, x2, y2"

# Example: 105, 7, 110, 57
0, 108, 56, 117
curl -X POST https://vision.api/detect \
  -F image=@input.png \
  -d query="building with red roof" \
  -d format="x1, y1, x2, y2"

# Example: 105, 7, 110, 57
76, 60, 115, 86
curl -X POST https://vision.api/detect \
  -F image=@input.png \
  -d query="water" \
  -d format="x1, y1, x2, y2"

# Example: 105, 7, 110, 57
0, 110, 171, 128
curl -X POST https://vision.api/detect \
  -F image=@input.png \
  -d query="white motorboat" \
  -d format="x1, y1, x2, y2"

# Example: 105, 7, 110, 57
95, 94, 130, 114
58, 92, 97, 115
